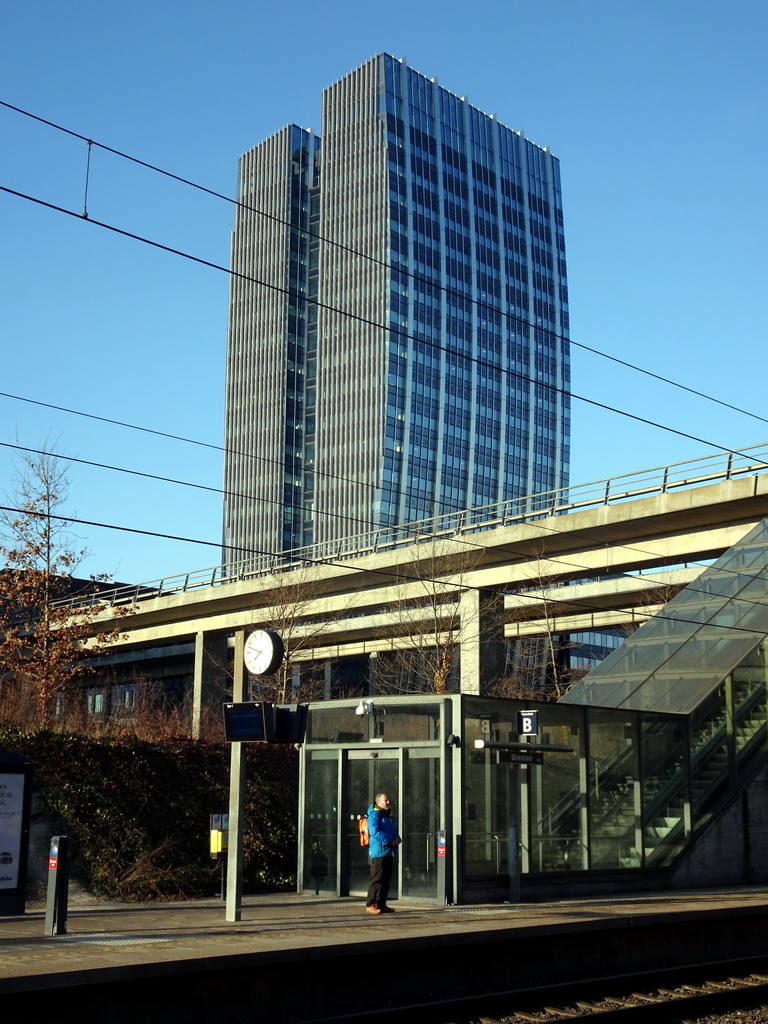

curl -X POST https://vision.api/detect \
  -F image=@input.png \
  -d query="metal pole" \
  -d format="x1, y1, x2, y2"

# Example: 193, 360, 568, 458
508, 768, 520, 904
44, 835, 69, 935
474, 739, 574, 753
226, 631, 246, 922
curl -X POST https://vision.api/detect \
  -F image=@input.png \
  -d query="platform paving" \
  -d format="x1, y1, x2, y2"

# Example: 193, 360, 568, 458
2, 887, 768, 1021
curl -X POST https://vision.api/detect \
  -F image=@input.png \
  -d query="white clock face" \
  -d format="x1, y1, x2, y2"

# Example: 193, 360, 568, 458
244, 629, 282, 676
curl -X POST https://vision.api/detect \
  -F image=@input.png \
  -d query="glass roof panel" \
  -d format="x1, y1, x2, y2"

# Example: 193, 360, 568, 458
562, 519, 768, 713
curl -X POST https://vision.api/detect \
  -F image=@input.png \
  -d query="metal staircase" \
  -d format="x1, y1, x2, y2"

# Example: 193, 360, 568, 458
529, 658, 768, 876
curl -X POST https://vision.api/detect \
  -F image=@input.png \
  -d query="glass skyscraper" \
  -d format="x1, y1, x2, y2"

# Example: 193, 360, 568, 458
223, 54, 570, 562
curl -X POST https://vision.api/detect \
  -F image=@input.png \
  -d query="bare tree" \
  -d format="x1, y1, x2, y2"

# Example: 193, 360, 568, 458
371, 539, 486, 695
617, 569, 683, 638
0, 445, 123, 727
489, 542, 579, 702
245, 566, 350, 704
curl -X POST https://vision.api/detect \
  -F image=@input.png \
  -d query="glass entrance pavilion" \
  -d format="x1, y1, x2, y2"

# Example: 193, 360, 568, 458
298, 520, 768, 904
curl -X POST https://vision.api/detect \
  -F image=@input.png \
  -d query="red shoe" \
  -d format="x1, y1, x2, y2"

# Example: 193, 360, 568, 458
366, 904, 381, 914
379, 905, 395, 913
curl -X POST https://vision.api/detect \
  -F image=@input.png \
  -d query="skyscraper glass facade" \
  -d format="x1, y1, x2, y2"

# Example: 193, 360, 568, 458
224, 54, 570, 562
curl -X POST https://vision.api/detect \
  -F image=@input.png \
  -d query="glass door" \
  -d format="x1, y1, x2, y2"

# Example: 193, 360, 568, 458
346, 750, 400, 897
344, 748, 443, 902
302, 749, 339, 895
401, 748, 441, 900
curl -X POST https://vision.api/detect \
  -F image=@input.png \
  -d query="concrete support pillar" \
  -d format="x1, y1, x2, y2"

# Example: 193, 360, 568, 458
192, 631, 229, 739
324, 660, 332, 700
459, 589, 506, 694
291, 663, 301, 700
368, 651, 379, 695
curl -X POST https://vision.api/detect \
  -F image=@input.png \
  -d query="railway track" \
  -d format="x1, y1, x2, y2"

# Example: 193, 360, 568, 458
465, 966, 768, 1024
307, 957, 768, 1024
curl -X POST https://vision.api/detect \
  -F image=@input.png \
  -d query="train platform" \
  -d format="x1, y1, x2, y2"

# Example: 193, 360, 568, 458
2, 886, 768, 1021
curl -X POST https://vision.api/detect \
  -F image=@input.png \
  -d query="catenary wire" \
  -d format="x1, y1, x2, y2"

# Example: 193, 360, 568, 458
4, 501, 768, 647
2, 102, 765, 500
3, 180, 768, 601
435, 493, 768, 626
1, 181, 764, 485
0, 440, 385, 538
3, 180, 768, 579
2, 98, 766, 431
2, 110, 767, 598
5, 388, 766, 567
8, 435, 768, 626
4, 112, 768, 658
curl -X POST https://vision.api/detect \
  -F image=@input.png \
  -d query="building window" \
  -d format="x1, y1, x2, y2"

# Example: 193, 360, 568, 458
87, 689, 105, 715
113, 684, 137, 715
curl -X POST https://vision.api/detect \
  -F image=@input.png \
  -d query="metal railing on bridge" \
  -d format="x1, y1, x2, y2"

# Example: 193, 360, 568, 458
53, 441, 768, 613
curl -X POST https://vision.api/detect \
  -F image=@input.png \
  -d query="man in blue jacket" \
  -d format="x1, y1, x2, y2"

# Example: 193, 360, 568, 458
365, 792, 401, 914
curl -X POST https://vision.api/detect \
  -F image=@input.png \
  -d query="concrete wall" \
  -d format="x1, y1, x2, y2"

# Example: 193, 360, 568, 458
671, 765, 768, 889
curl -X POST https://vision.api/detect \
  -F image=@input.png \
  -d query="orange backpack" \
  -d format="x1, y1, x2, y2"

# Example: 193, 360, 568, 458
358, 815, 369, 847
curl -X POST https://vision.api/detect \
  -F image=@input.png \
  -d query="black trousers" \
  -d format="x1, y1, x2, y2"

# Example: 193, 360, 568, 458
367, 855, 393, 907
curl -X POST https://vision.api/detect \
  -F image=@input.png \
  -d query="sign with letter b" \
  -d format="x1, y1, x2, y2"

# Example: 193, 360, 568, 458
517, 710, 539, 736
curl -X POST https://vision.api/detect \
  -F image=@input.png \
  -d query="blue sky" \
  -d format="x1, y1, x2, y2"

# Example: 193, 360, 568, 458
1, 0, 766, 585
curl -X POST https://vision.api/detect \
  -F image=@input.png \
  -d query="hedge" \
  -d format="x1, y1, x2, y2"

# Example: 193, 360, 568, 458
0, 725, 299, 901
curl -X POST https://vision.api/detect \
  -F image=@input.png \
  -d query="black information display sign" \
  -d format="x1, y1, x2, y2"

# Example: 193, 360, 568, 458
496, 749, 544, 766
223, 703, 272, 742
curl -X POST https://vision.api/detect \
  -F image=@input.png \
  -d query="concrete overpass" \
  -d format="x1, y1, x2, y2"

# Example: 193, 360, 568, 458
64, 444, 768, 726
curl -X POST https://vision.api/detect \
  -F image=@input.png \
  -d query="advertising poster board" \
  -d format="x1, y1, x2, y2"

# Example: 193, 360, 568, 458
0, 771, 25, 890
0, 751, 32, 915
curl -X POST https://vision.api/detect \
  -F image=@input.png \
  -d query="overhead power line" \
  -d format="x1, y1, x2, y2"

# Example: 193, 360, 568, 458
8, 434, 768, 623
1, 182, 764, 484
3, 177, 768, 565
0, 440, 380, 538
3, 100, 768, 615
2, 98, 766, 432
4, 173, 768, 611
3, 97, 767, 545
4, 502, 768, 648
